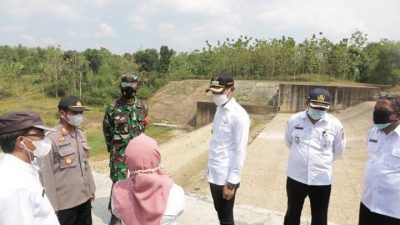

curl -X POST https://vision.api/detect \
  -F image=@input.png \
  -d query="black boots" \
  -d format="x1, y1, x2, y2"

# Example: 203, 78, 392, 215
108, 215, 122, 225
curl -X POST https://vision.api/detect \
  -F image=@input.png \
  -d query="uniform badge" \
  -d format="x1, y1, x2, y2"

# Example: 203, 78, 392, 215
58, 136, 66, 142
60, 127, 68, 135
65, 157, 73, 164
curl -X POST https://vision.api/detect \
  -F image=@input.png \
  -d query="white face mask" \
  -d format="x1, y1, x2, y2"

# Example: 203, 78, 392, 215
66, 114, 83, 127
213, 94, 229, 106
22, 137, 52, 158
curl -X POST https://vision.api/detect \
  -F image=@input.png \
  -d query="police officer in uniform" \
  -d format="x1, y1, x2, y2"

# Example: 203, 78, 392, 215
284, 88, 346, 225
0, 111, 59, 225
103, 74, 149, 225
37, 96, 96, 225
359, 95, 400, 225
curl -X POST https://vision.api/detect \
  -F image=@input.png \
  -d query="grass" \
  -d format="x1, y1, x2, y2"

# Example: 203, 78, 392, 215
0, 93, 176, 160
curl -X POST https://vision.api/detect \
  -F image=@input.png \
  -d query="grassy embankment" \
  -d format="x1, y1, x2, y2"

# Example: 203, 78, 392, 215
0, 93, 174, 160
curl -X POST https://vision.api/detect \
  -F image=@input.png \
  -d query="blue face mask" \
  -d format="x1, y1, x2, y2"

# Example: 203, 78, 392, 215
307, 107, 327, 120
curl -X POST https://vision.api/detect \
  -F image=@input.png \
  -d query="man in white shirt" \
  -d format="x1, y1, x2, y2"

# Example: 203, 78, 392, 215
0, 111, 59, 225
359, 95, 400, 225
284, 88, 346, 225
206, 72, 250, 225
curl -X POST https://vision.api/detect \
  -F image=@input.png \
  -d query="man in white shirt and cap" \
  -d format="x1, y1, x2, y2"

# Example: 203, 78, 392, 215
359, 94, 400, 225
284, 88, 346, 225
0, 111, 59, 225
206, 72, 250, 225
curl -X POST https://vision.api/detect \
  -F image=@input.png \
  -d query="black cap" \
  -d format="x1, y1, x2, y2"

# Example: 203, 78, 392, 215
205, 72, 234, 94
58, 95, 89, 112
308, 88, 332, 109
0, 111, 55, 135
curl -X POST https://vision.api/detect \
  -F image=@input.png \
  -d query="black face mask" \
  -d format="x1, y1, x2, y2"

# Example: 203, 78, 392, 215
373, 109, 393, 124
121, 87, 136, 99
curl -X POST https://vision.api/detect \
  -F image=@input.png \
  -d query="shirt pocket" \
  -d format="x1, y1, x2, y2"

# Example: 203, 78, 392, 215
58, 146, 78, 169
388, 148, 400, 169
291, 129, 305, 145
218, 121, 232, 137
321, 132, 335, 151
367, 139, 379, 155
113, 112, 130, 134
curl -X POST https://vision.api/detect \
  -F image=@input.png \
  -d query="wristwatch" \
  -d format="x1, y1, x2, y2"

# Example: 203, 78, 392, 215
226, 182, 237, 190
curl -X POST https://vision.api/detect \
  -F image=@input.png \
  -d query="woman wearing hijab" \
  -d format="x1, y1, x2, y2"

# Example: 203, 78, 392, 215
111, 134, 185, 225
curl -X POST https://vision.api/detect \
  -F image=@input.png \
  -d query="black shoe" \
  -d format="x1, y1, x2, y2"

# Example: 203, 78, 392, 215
108, 215, 122, 225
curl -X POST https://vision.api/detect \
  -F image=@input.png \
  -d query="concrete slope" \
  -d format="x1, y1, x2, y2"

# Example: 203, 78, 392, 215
148, 80, 278, 126
238, 102, 375, 225
160, 124, 212, 195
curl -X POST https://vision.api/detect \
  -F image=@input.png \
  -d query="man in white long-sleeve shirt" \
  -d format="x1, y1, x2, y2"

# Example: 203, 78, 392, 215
0, 111, 59, 225
359, 95, 400, 225
206, 72, 250, 225
284, 88, 346, 225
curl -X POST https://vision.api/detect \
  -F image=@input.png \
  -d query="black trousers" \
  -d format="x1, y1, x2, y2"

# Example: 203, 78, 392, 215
284, 177, 331, 225
358, 202, 400, 225
209, 183, 240, 225
57, 199, 92, 225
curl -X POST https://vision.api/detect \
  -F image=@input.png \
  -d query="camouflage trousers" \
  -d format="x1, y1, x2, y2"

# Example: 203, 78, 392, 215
108, 151, 128, 211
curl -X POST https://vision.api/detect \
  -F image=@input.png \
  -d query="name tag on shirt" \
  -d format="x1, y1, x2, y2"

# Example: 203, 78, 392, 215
294, 126, 303, 130
369, 139, 378, 143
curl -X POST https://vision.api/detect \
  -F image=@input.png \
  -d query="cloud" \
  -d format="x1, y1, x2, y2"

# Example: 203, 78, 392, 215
87, 0, 114, 7
255, 0, 400, 42
128, 14, 148, 31
0, 25, 25, 33
258, 1, 363, 34
94, 23, 117, 38
130, 0, 243, 48
158, 22, 191, 42
20, 34, 59, 47
1, 0, 79, 20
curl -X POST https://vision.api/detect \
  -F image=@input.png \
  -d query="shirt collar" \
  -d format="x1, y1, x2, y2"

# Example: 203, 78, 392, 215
391, 124, 400, 136
222, 97, 236, 110
57, 122, 78, 138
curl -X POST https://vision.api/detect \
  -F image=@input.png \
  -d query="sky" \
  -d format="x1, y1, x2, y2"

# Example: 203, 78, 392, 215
0, 0, 399, 54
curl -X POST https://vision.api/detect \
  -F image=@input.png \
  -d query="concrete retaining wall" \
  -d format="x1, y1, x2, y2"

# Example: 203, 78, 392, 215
278, 84, 380, 112
196, 83, 380, 127
196, 101, 278, 128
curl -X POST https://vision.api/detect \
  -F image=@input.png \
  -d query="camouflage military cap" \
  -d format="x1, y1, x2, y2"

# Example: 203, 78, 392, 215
120, 74, 138, 88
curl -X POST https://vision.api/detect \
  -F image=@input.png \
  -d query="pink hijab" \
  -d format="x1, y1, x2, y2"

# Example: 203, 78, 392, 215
112, 134, 173, 225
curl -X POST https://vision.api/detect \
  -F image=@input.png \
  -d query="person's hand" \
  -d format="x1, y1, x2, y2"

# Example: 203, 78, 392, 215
90, 194, 95, 201
85, 149, 90, 159
222, 185, 235, 200
144, 113, 151, 126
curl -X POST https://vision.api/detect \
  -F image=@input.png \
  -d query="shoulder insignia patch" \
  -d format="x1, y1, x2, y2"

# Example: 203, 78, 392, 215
58, 136, 66, 142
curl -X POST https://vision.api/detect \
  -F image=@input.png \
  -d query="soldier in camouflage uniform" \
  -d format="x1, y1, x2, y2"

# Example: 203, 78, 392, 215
103, 74, 149, 225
